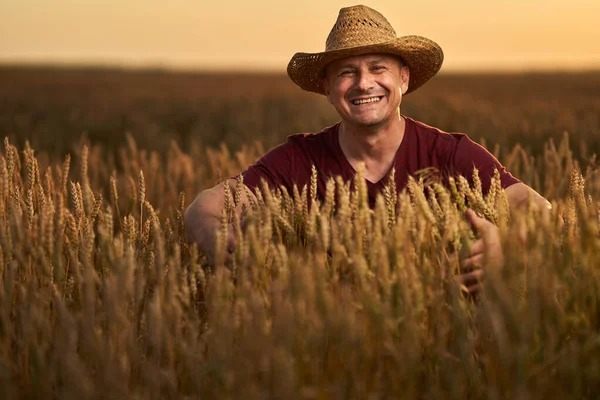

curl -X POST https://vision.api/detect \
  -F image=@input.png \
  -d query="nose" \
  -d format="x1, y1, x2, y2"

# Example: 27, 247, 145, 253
355, 70, 375, 92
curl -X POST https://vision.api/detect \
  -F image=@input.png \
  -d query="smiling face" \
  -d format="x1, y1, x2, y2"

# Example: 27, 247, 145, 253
322, 53, 410, 129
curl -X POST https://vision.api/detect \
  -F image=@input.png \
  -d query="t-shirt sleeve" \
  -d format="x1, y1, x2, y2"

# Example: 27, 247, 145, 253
453, 135, 520, 192
237, 139, 295, 193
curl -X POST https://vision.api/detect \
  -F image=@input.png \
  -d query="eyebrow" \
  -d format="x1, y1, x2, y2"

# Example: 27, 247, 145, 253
340, 58, 389, 68
337, 63, 357, 70
367, 58, 390, 65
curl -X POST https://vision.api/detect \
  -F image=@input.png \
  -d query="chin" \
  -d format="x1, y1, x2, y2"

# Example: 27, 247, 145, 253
356, 113, 387, 125
352, 118, 386, 128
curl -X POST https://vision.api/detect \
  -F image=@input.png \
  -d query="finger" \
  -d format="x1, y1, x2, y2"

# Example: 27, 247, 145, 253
224, 252, 234, 268
458, 283, 470, 295
462, 254, 484, 270
456, 269, 485, 287
466, 282, 482, 294
226, 226, 237, 253
240, 215, 251, 230
468, 239, 485, 256
466, 208, 491, 234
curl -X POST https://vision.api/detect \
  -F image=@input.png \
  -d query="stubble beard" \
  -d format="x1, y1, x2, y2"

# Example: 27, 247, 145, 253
345, 105, 400, 131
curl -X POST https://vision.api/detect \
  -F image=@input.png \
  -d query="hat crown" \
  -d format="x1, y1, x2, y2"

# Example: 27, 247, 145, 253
325, 5, 397, 51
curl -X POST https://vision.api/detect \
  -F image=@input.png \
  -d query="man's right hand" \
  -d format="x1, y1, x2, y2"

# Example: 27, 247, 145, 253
187, 216, 237, 267
184, 179, 256, 268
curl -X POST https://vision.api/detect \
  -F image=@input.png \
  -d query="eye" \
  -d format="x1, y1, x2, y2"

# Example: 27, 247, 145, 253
372, 65, 386, 72
339, 70, 354, 77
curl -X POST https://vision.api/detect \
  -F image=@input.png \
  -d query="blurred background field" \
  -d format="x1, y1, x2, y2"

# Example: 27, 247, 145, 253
2, 67, 600, 161
3, 66, 600, 204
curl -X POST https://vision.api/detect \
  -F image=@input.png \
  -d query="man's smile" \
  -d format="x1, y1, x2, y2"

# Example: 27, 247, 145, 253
350, 95, 384, 106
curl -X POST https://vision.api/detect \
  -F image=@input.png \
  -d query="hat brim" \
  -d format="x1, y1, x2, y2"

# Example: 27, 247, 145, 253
287, 35, 443, 95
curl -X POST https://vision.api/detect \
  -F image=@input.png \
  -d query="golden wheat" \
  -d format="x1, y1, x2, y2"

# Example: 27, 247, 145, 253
1, 70, 600, 399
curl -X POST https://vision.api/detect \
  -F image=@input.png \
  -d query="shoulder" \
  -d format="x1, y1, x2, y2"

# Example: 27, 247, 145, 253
405, 117, 468, 160
257, 123, 338, 164
253, 123, 338, 168
407, 116, 466, 145
407, 118, 505, 167
285, 123, 339, 162
286, 123, 339, 146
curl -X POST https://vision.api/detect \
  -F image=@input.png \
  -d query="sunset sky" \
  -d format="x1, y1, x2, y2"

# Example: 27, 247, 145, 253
1, 0, 599, 72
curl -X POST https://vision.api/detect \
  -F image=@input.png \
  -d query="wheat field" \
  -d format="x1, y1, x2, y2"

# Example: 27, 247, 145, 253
1, 67, 600, 399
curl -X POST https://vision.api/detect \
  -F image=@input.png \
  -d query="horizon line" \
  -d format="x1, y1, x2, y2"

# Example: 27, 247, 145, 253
1, 59, 600, 76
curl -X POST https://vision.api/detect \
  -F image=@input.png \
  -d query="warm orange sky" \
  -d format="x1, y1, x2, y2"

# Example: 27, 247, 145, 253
1, 0, 599, 72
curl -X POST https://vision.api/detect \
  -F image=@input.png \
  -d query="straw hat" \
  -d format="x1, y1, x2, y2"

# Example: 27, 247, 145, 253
287, 5, 443, 95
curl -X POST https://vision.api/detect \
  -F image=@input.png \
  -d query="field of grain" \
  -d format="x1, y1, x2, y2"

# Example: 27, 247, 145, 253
1, 67, 600, 399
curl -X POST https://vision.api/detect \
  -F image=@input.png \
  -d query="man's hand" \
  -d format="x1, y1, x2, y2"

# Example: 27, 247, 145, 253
456, 209, 504, 294
184, 179, 256, 269
193, 218, 237, 267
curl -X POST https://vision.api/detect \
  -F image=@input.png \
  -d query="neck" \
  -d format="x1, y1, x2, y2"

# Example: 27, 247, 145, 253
338, 114, 406, 164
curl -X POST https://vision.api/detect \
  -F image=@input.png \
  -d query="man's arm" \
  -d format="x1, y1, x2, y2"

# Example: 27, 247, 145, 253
186, 138, 295, 264
459, 182, 551, 293
504, 182, 551, 218
450, 136, 551, 213
184, 179, 257, 264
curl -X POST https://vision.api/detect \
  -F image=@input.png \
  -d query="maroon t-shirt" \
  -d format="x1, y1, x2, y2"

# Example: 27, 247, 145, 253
240, 116, 519, 205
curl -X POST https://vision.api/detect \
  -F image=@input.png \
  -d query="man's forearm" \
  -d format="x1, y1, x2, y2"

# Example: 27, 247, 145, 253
505, 182, 551, 219
184, 190, 224, 250
185, 210, 220, 249
184, 179, 257, 258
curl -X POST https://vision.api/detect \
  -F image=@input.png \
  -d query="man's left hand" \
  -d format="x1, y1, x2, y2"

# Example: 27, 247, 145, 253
456, 209, 504, 294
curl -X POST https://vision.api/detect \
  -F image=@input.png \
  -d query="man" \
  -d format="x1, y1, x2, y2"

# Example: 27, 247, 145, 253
185, 5, 550, 292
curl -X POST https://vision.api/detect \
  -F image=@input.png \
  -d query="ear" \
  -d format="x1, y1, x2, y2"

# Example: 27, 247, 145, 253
400, 65, 410, 94
321, 75, 334, 104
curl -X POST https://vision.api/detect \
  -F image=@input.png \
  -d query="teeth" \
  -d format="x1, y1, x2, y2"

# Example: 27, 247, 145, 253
352, 97, 381, 105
